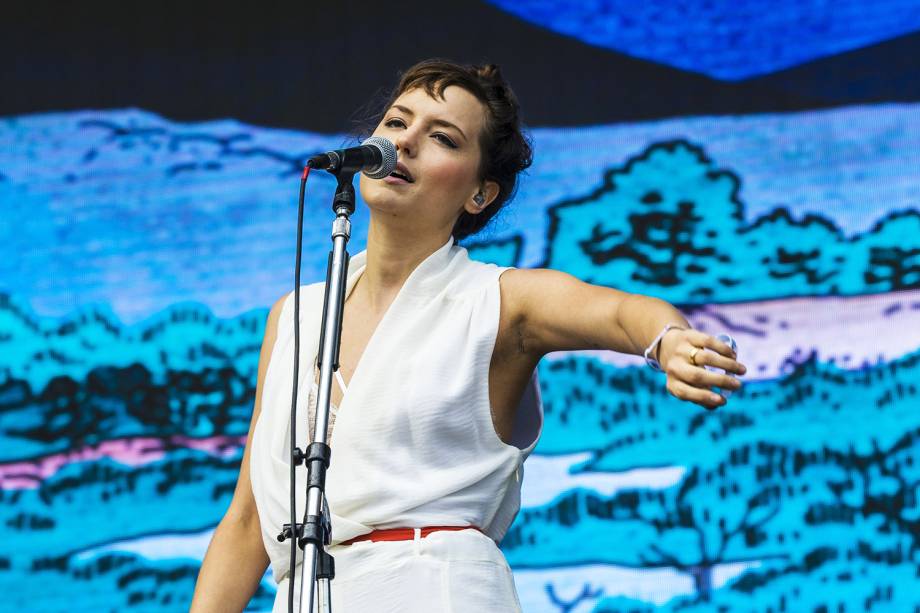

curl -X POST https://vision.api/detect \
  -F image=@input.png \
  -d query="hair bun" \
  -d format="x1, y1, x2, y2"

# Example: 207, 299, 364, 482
477, 63, 502, 81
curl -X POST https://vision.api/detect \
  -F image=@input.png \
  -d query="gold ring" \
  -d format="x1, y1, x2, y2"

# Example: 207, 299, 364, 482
689, 346, 702, 366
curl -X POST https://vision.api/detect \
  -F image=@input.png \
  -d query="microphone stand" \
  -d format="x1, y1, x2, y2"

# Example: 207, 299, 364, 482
278, 170, 357, 613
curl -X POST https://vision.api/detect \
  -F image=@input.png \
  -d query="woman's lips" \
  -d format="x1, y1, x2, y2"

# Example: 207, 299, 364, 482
393, 162, 414, 182
383, 175, 412, 185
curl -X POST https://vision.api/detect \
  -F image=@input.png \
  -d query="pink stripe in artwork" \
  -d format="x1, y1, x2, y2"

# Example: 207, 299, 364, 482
0, 434, 246, 490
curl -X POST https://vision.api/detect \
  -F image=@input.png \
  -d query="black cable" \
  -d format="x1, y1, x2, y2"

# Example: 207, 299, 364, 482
289, 166, 309, 613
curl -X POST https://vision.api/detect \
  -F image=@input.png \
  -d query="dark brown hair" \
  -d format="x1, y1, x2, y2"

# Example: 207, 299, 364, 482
358, 58, 533, 241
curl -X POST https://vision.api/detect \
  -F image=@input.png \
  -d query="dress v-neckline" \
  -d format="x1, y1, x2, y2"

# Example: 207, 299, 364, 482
330, 265, 399, 414
329, 236, 455, 418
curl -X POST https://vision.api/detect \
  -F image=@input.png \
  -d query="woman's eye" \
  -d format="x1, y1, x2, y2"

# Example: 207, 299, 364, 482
433, 133, 457, 148
384, 118, 406, 128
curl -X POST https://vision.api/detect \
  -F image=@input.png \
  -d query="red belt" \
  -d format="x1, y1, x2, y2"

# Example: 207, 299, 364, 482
340, 525, 482, 546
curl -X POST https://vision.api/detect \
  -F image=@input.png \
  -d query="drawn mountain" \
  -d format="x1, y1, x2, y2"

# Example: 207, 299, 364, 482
537, 349, 920, 462
543, 140, 920, 303
0, 295, 264, 459
0, 293, 264, 391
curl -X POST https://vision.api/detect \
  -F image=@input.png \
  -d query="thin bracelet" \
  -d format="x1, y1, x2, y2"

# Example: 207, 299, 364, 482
643, 323, 690, 372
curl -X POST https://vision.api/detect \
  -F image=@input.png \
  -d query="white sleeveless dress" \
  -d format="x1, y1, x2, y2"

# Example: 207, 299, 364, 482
249, 236, 544, 612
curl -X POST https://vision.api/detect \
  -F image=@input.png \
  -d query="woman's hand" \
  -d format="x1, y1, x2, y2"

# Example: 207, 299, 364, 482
657, 328, 747, 410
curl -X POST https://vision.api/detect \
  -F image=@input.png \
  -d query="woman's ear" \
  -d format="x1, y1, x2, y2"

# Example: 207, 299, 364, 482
463, 180, 500, 215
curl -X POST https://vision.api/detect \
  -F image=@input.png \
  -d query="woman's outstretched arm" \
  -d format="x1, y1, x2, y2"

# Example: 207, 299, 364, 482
500, 268, 747, 410
190, 294, 286, 612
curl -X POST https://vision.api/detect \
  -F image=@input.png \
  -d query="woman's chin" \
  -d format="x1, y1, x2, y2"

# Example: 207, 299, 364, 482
363, 177, 411, 199
362, 190, 413, 215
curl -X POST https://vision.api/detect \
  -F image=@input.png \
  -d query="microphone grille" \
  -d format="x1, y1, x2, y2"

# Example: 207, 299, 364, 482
362, 136, 398, 179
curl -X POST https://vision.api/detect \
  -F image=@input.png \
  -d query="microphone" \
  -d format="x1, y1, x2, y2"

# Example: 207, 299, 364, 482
307, 136, 397, 179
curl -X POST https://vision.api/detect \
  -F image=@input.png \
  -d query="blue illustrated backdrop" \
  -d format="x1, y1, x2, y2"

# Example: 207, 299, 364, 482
2, 2, 919, 611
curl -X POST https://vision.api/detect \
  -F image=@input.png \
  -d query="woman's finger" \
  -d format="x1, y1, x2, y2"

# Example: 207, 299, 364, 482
681, 331, 747, 376
666, 375, 725, 410
663, 339, 746, 383
668, 354, 742, 396
688, 329, 735, 358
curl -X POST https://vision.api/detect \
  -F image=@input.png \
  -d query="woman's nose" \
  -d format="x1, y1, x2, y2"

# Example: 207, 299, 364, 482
394, 132, 414, 157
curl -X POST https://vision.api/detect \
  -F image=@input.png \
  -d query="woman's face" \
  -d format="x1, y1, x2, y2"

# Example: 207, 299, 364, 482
359, 85, 496, 235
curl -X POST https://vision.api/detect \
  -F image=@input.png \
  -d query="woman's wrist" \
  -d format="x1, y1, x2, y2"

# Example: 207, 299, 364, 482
643, 323, 690, 371
656, 324, 686, 363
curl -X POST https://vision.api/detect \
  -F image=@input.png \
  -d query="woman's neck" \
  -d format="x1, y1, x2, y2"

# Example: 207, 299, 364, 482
357, 217, 452, 313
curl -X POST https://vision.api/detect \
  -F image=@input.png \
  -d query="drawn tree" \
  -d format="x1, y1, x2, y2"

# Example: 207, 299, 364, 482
545, 582, 604, 613
633, 458, 784, 599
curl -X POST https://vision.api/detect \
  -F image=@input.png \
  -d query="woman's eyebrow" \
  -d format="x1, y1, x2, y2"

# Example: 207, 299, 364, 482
390, 104, 467, 142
